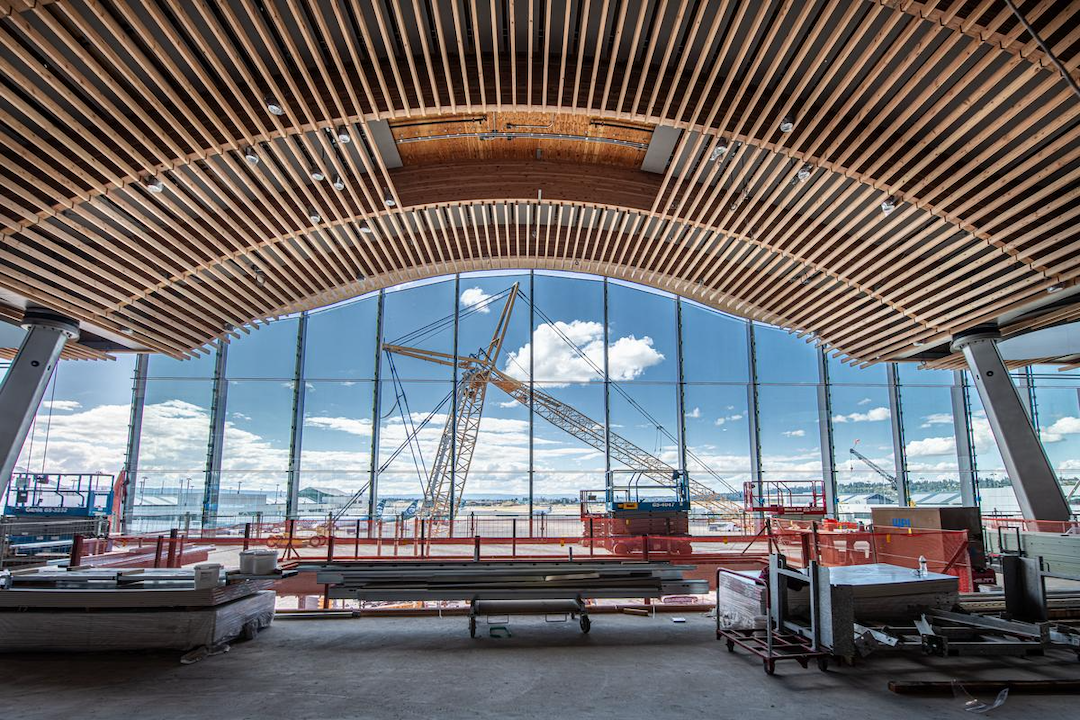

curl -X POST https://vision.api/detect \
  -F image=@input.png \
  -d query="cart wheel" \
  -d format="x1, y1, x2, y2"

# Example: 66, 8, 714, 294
580, 615, 591, 634
725, 640, 735, 653
308, 535, 326, 548
817, 657, 829, 672
764, 660, 775, 676
469, 617, 477, 638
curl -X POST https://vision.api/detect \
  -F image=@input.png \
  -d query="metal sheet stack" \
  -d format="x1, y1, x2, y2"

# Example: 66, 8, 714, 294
303, 560, 707, 601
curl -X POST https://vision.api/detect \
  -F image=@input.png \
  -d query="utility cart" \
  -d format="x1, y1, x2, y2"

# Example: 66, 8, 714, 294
468, 597, 590, 637
716, 558, 830, 675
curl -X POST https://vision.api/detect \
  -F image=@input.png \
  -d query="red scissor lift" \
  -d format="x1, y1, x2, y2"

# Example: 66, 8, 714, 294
743, 480, 827, 516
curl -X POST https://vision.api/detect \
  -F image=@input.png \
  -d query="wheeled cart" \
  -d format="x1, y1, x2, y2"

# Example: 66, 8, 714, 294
468, 597, 590, 637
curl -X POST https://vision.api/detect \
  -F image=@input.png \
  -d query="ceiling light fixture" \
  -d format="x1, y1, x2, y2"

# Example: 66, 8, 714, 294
119, 326, 135, 336
779, 116, 795, 133
255, 269, 266, 287
1048, 284, 1064, 293
336, 127, 351, 144
309, 167, 325, 182
145, 176, 165, 193
265, 96, 285, 116
796, 163, 813, 183
709, 140, 729, 162
308, 209, 321, 223
384, 188, 396, 207
359, 224, 374, 235
881, 197, 898, 215
243, 147, 259, 166
332, 175, 345, 191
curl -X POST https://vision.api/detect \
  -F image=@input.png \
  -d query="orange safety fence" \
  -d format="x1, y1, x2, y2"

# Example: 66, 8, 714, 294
981, 516, 1080, 535
768, 519, 974, 592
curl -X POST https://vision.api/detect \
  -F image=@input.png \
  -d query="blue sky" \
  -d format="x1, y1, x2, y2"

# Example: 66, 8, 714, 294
6, 271, 1080, 512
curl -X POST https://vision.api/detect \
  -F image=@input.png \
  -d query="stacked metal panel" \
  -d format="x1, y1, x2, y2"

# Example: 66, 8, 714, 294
303, 560, 707, 601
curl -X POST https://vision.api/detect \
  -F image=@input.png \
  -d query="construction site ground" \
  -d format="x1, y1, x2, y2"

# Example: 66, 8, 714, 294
2, 614, 1075, 720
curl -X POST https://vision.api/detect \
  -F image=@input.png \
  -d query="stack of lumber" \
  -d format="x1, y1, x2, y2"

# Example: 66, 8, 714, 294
301, 560, 708, 601
0, 567, 273, 609
0, 568, 279, 653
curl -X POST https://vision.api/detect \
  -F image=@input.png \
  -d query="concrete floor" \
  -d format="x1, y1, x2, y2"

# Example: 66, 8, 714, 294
1, 614, 1077, 720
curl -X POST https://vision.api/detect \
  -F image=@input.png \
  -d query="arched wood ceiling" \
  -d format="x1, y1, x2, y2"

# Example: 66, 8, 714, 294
0, 0, 1078, 364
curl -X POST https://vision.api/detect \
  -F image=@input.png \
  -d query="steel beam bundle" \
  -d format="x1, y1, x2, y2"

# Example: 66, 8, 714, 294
301, 560, 708, 601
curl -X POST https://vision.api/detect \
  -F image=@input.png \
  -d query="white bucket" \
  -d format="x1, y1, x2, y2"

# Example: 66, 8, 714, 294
193, 563, 222, 590
239, 549, 278, 575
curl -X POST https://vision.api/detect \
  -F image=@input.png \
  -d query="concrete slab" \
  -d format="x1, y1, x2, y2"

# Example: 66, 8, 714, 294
0, 615, 1076, 719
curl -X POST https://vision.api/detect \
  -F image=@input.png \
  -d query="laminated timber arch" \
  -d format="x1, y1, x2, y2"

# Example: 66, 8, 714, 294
0, 0, 1078, 364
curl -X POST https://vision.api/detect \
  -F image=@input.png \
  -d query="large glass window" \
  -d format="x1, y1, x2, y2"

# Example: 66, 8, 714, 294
898, 367, 961, 505
37, 270, 1080, 530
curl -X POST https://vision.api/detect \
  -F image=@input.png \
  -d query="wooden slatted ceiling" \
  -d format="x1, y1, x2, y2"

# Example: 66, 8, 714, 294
0, 0, 1076, 364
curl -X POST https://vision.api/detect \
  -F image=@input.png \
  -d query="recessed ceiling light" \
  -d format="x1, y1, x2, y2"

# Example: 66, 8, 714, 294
265, 96, 285, 116
779, 116, 795, 133
796, 164, 813, 183
1048, 284, 1064, 293
145, 176, 165, 193
881, 197, 897, 215
359, 224, 374, 235
336, 127, 351, 144
384, 188, 396, 207
309, 167, 325, 182
119, 326, 135, 336
308, 209, 321, 223
332, 175, 345, 191
243, 147, 259, 165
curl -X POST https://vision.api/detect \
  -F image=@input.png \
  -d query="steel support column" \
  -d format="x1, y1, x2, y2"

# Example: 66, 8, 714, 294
816, 348, 838, 517
951, 370, 978, 508
201, 339, 229, 529
368, 290, 386, 518
952, 331, 1070, 521
675, 298, 688, 478
0, 308, 78, 499
528, 270, 535, 520
122, 353, 149, 531
285, 314, 308, 519
746, 323, 763, 505
449, 275, 460, 524
603, 277, 611, 487
887, 363, 910, 506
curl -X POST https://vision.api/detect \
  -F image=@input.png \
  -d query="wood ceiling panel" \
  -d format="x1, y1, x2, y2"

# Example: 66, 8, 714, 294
0, 0, 1075, 364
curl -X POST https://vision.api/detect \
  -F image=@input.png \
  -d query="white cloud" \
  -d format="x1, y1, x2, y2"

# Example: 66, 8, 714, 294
497, 400, 520, 408
504, 320, 664, 385
782, 429, 806, 438
40, 400, 81, 412
460, 286, 492, 313
685, 407, 701, 419
857, 397, 872, 406
832, 406, 890, 424
306, 416, 373, 437
920, 412, 953, 428
730, 414, 744, 421
714, 413, 743, 427
714, 417, 725, 426
906, 435, 955, 457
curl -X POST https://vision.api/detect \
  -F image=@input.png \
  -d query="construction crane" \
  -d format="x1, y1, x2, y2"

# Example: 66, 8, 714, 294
848, 440, 901, 498
384, 285, 742, 519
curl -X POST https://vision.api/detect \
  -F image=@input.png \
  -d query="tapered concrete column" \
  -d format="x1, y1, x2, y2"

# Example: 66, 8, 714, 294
0, 308, 79, 498
952, 329, 1070, 521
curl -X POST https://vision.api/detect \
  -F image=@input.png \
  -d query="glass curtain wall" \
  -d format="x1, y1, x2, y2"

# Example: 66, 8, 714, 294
113, 270, 1079, 529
